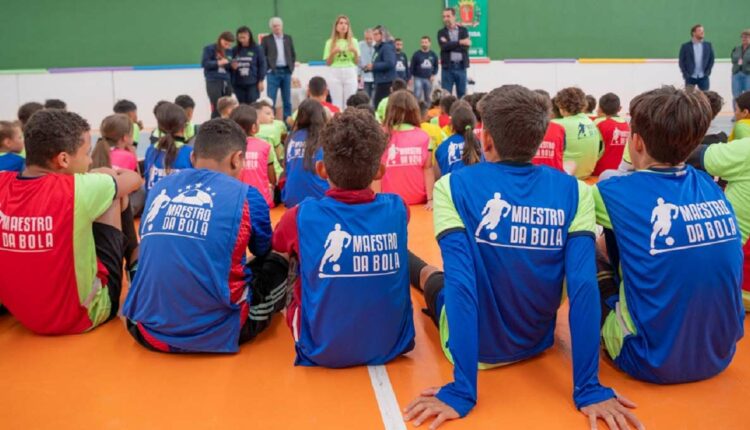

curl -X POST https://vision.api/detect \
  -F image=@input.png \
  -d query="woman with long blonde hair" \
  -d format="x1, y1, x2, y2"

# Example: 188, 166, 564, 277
323, 15, 360, 110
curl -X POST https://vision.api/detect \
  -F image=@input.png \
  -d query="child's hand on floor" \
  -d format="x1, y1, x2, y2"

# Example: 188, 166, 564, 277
403, 387, 459, 430
580, 393, 644, 430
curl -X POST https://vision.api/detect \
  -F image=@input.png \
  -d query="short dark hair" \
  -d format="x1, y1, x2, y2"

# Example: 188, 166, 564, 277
443, 7, 455, 16
395, 38, 402, 42
24, 109, 90, 167
421, 35, 431, 41
736, 90, 750, 112
229, 104, 258, 134
440, 94, 457, 114
308, 76, 328, 97
463, 92, 485, 122
629, 86, 712, 164
193, 118, 247, 162
691, 24, 702, 36
44, 99, 66, 110
478, 85, 550, 162
346, 91, 371, 107
585, 95, 596, 113
251, 100, 273, 111
113, 99, 137, 114
175, 95, 196, 110
320, 109, 387, 189
534, 89, 553, 111
391, 78, 407, 92
554, 87, 587, 115
703, 91, 723, 119
598, 93, 621, 116
152, 100, 169, 117
17, 102, 44, 127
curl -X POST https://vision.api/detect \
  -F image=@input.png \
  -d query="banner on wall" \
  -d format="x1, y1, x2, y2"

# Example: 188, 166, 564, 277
445, 0, 488, 58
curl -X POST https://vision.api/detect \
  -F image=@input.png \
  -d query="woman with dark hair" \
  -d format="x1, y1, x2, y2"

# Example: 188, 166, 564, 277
231, 26, 267, 104
202, 31, 235, 118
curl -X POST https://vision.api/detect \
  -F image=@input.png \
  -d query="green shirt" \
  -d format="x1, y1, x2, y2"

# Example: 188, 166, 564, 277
323, 38, 360, 68
729, 119, 750, 141
376, 97, 389, 123
73, 173, 118, 326
703, 138, 750, 243
553, 113, 602, 179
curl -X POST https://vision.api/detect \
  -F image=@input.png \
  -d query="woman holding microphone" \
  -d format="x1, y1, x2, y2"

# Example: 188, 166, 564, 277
323, 15, 360, 110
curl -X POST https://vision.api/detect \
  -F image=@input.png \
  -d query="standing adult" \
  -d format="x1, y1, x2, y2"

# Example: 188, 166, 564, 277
230, 26, 266, 105
359, 29, 376, 101
201, 31, 235, 118
324, 15, 360, 110
365, 25, 397, 108
438, 7, 470, 98
262, 17, 296, 120
731, 29, 750, 111
411, 36, 440, 104
679, 24, 715, 91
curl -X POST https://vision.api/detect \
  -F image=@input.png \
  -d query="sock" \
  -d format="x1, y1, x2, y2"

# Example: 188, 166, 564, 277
408, 251, 428, 290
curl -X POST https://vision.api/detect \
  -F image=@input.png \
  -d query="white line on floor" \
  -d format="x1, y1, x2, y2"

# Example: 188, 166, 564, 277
368, 365, 407, 430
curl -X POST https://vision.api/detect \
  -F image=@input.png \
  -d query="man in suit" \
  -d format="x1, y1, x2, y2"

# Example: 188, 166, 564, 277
262, 17, 296, 120
438, 7, 470, 98
679, 24, 715, 91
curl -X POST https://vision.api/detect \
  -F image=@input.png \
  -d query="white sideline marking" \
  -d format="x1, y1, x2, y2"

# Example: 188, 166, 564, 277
368, 365, 407, 430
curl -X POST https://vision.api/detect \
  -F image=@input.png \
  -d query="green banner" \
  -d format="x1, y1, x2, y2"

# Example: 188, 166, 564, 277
446, 0, 488, 58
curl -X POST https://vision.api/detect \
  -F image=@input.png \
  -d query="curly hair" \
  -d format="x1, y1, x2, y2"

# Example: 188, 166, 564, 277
24, 109, 90, 167
630, 86, 712, 165
554, 87, 588, 115
320, 108, 387, 189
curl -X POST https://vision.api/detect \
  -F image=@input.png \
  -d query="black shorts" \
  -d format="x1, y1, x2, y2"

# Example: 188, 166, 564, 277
93, 222, 125, 321
422, 272, 445, 328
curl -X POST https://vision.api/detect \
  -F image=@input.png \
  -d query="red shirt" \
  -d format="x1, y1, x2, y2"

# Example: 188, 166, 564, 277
322, 102, 341, 116
593, 117, 630, 176
532, 121, 565, 171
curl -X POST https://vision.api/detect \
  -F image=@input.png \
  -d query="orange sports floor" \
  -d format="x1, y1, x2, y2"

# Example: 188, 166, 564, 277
1, 205, 748, 429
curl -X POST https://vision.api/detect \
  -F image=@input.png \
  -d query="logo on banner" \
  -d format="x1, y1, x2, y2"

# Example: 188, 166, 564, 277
648, 197, 738, 255
142, 183, 216, 240
475, 192, 565, 250
318, 223, 401, 279
458, 0, 481, 26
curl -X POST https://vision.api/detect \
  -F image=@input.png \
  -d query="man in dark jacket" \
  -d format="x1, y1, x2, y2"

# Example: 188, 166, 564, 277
679, 24, 715, 91
261, 17, 296, 120
438, 7, 470, 98
365, 25, 397, 108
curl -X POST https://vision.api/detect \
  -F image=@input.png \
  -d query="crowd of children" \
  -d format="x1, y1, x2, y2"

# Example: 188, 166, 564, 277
1, 75, 750, 430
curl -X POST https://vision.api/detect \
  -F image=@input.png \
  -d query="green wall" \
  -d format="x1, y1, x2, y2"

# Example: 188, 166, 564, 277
0, 0, 746, 69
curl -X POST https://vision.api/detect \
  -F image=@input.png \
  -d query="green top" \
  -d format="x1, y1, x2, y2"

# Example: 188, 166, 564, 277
376, 96, 389, 123
553, 113, 602, 179
73, 173, 118, 326
323, 37, 360, 68
132, 122, 141, 143
257, 121, 286, 150
729, 119, 750, 141
703, 138, 750, 243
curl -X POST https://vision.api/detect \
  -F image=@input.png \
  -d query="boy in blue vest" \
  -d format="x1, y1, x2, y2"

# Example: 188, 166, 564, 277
594, 87, 744, 385
273, 108, 415, 367
405, 85, 642, 429
122, 118, 288, 353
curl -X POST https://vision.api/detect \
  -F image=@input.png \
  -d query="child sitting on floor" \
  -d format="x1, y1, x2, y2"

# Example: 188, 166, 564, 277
0, 109, 142, 335
122, 118, 288, 353
273, 108, 414, 367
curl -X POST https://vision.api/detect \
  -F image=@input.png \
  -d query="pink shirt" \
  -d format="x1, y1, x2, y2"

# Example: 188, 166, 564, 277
239, 137, 274, 207
110, 148, 138, 171
381, 126, 430, 205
